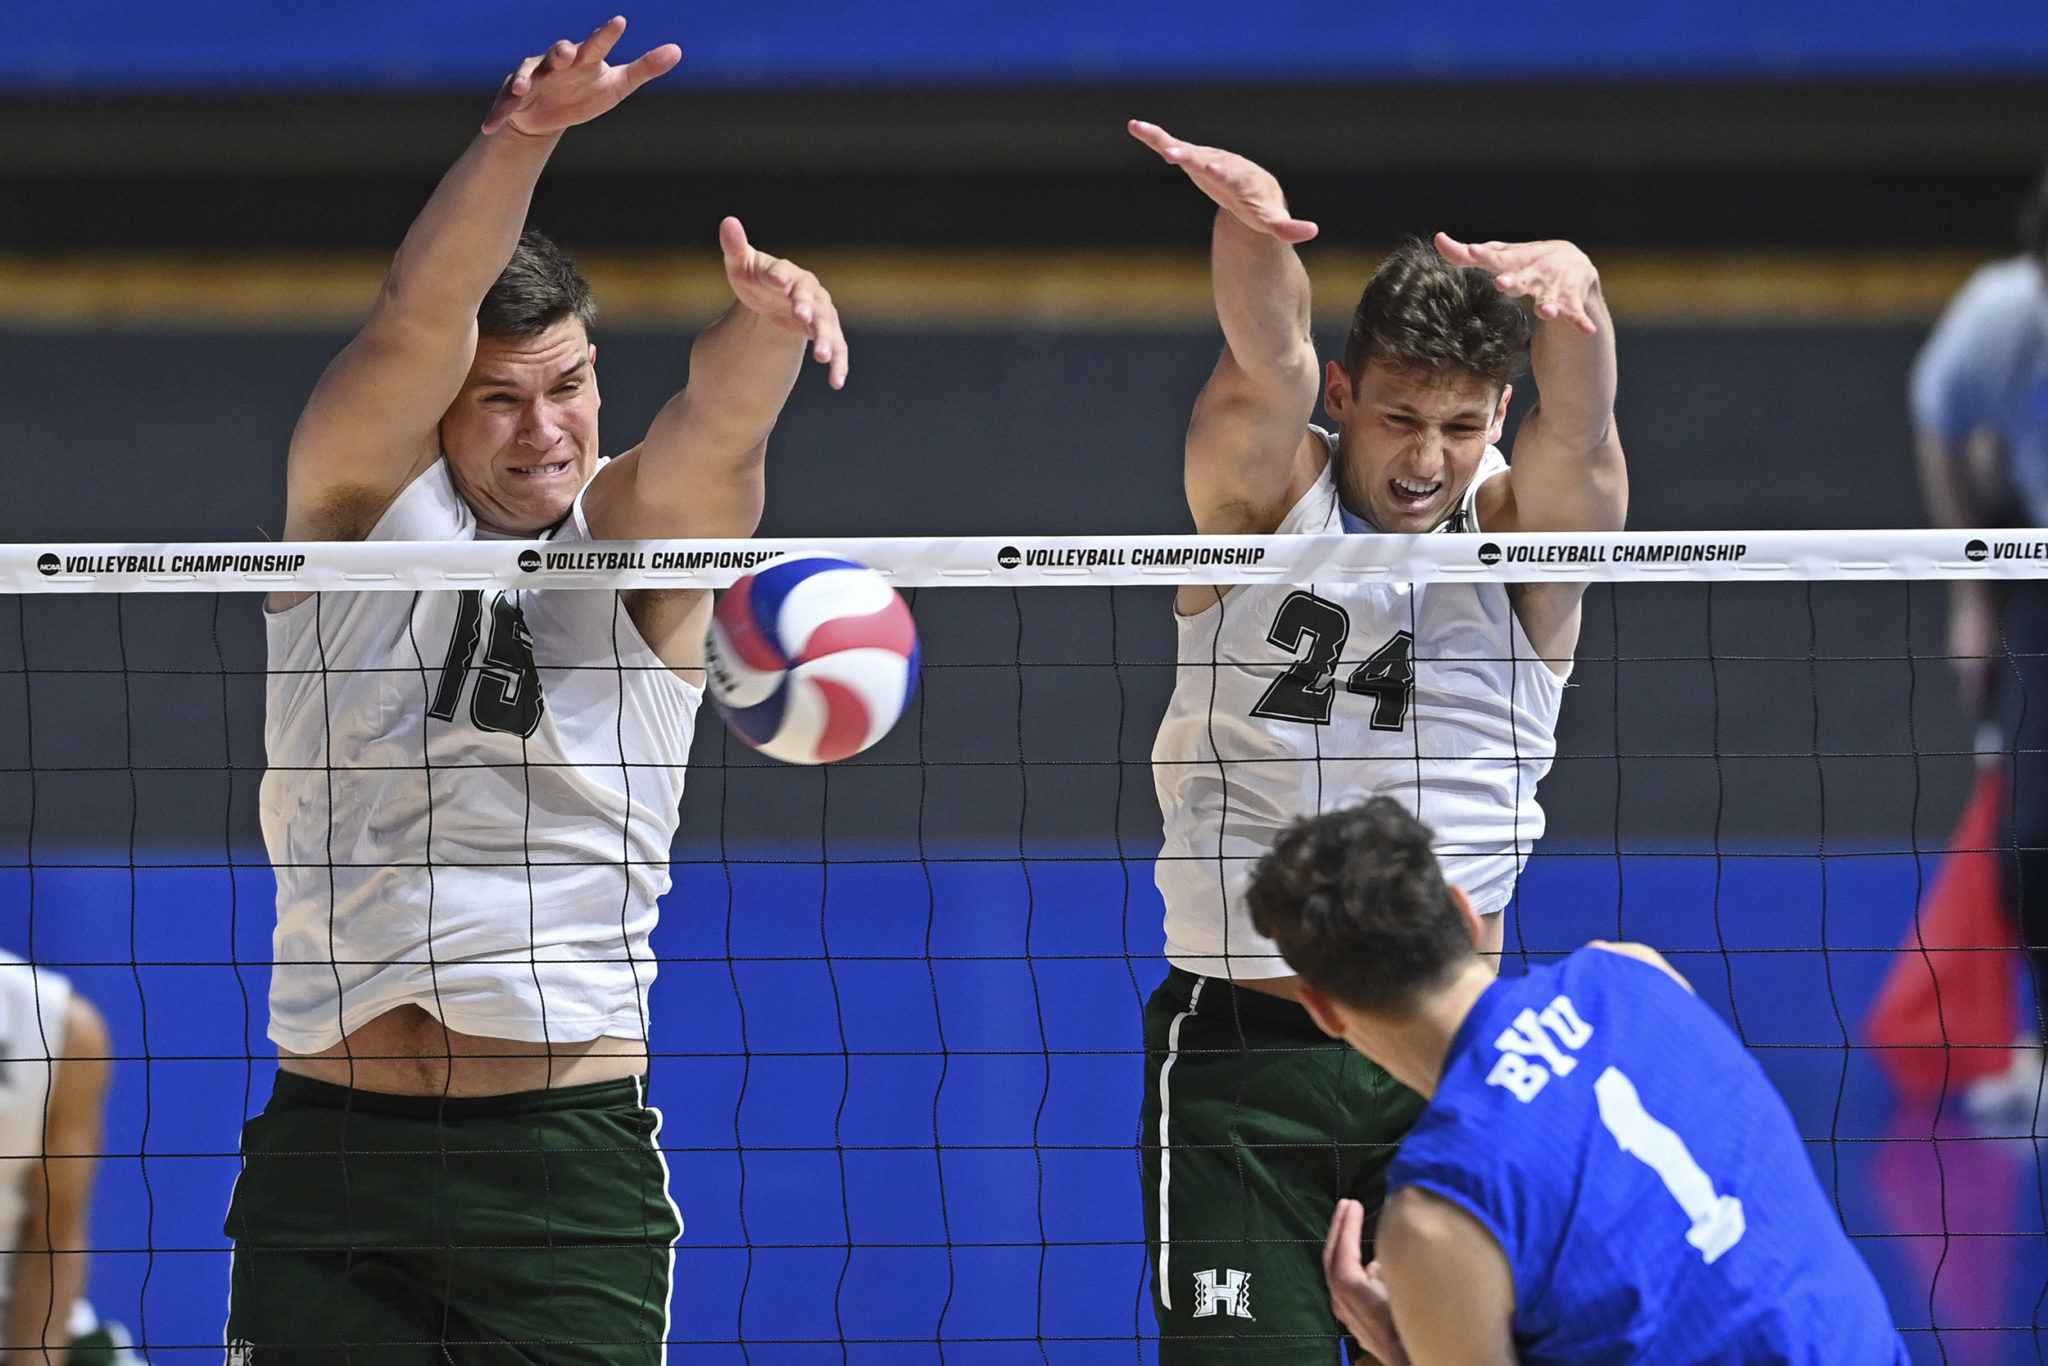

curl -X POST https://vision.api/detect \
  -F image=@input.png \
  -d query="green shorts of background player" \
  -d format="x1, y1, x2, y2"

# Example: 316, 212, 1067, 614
223, 1074, 679, 1365
1143, 970, 1426, 1365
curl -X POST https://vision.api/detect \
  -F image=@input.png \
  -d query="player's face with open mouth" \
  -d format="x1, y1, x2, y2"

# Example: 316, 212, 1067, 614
441, 319, 602, 535
1328, 362, 1507, 534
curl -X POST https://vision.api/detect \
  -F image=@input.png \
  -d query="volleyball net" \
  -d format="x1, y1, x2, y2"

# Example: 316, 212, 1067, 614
1, 530, 2039, 1362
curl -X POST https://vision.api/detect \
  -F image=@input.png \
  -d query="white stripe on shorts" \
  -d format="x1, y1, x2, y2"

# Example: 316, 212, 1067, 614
1155, 975, 1207, 1313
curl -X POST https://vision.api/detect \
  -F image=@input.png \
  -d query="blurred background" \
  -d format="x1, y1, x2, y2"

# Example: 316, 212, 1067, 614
3, 2, 2046, 1361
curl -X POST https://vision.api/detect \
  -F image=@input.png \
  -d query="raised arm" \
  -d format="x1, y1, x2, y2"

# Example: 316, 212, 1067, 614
5, 994, 110, 1360
1437, 233, 1627, 538
581, 217, 844, 543
282, 18, 679, 541
1129, 121, 1326, 538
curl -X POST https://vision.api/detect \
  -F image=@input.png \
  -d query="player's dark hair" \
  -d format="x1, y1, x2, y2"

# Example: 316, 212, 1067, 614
1343, 238, 1530, 391
2020, 162, 2048, 267
1246, 797, 1477, 1013
478, 229, 597, 341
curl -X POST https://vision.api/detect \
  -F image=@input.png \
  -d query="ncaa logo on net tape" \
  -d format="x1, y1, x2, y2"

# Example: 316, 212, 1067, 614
35, 553, 59, 577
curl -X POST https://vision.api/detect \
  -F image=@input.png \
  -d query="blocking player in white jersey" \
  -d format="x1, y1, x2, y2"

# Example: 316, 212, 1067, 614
1128, 120, 1626, 1363
229, 20, 846, 1362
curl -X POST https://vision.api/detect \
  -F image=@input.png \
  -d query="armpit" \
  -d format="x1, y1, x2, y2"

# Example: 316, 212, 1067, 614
308, 482, 400, 542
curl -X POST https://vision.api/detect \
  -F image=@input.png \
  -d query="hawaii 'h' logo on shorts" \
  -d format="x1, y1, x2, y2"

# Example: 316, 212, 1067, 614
227, 1339, 254, 1365
1192, 1268, 1253, 1319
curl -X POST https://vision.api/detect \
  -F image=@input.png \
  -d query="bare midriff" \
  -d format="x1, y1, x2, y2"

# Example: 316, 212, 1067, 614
278, 1003, 648, 1097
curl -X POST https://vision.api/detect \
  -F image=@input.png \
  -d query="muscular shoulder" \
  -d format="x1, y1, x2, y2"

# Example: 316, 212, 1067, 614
1383, 1184, 1494, 1248
1585, 939, 1693, 991
1377, 1186, 1519, 1364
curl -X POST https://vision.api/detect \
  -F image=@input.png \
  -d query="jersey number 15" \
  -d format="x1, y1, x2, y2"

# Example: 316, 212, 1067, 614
427, 589, 546, 738
1249, 590, 1413, 730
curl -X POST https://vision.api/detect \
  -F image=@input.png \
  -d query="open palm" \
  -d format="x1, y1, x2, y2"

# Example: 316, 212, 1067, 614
483, 16, 681, 137
720, 217, 849, 389
1128, 120, 1318, 243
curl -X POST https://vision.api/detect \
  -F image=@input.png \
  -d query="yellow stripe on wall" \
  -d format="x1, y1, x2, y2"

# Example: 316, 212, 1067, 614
0, 249, 1991, 329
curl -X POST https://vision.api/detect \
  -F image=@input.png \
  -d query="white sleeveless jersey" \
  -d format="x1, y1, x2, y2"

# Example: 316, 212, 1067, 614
261, 462, 702, 1052
1153, 431, 1566, 978
0, 950, 71, 1301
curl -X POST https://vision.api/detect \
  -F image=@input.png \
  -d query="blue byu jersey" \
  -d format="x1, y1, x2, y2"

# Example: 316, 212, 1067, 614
1387, 947, 1907, 1365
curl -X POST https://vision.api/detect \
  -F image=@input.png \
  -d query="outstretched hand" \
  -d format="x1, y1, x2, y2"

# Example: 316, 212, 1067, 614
720, 217, 848, 389
1128, 120, 1317, 243
1324, 1199, 1411, 1366
483, 16, 681, 137
1435, 232, 1602, 335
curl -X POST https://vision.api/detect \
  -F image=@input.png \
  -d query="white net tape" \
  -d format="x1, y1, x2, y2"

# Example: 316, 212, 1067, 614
3, 529, 2044, 592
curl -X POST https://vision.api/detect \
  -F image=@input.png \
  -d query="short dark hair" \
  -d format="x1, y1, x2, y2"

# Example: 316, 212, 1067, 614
2020, 163, 2048, 267
478, 229, 597, 341
1245, 797, 1476, 1013
1342, 238, 1530, 391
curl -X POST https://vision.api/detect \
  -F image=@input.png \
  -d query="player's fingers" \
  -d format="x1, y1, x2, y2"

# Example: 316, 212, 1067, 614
717, 216, 752, 271
622, 43, 683, 92
1485, 242, 1553, 282
1492, 254, 1553, 294
482, 54, 545, 133
812, 299, 849, 388
537, 38, 576, 75
1548, 282, 1597, 327
1434, 231, 1482, 265
1203, 155, 1250, 190
578, 14, 627, 65
1161, 135, 1225, 169
1323, 1199, 1362, 1280
507, 53, 544, 91
764, 260, 797, 295
1522, 273, 1597, 332
787, 274, 820, 326
1271, 217, 1320, 244
1128, 119, 1183, 160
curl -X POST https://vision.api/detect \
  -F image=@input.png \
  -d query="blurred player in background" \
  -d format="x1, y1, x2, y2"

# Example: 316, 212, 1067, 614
229, 17, 846, 1361
1247, 797, 1909, 1366
1128, 119, 1626, 1361
1911, 163, 2048, 1124
0, 952, 139, 1364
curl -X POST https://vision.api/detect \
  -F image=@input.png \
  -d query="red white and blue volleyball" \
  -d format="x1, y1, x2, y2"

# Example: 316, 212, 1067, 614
705, 554, 920, 764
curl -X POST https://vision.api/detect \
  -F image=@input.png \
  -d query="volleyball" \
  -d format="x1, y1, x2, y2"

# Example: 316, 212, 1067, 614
704, 554, 920, 764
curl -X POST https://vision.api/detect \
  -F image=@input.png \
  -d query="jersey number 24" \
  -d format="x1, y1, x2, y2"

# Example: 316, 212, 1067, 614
1249, 590, 1413, 730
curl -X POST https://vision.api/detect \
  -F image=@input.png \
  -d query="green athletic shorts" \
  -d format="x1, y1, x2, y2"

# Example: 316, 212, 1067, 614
68, 1320, 141, 1366
1142, 968, 1426, 1365
224, 1071, 680, 1365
